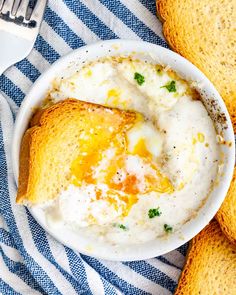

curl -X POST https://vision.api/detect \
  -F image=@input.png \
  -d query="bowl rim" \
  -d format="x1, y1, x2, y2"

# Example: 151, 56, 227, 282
12, 39, 235, 261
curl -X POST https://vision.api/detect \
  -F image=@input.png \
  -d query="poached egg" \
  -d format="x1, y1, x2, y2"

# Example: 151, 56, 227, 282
43, 56, 220, 244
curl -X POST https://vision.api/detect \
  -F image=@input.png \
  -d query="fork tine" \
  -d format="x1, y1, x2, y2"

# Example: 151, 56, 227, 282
30, 0, 47, 24
0, 0, 14, 14
12, 0, 21, 16
15, 0, 29, 19
0, 0, 4, 12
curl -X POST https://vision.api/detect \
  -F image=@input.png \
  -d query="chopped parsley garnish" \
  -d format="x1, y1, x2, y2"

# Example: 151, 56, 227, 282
148, 207, 162, 218
161, 80, 176, 92
113, 223, 128, 230
134, 72, 145, 85
164, 224, 173, 233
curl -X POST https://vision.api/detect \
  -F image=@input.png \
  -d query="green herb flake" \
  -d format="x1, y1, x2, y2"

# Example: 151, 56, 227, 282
134, 72, 145, 86
119, 224, 127, 230
164, 224, 173, 233
161, 80, 176, 92
113, 223, 128, 230
148, 207, 162, 219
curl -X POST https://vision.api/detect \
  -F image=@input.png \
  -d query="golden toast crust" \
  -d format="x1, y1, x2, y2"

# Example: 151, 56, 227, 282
175, 220, 236, 295
17, 99, 136, 204
216, 167, 236, 245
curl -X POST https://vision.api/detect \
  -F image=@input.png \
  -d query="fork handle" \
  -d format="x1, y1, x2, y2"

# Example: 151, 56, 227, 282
0, 30, 33, 76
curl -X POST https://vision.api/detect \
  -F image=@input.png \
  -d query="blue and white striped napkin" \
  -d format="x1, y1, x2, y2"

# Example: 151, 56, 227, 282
0, 1, 188, 294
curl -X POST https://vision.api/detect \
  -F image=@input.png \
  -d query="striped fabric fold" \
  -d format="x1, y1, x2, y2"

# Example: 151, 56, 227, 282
0, 1, 188, 294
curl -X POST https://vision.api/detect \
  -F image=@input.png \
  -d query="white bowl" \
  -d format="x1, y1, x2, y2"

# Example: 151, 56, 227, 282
12, 40, 235, 261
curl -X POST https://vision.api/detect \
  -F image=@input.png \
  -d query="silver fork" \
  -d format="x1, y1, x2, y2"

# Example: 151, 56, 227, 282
0, 0, 47, 75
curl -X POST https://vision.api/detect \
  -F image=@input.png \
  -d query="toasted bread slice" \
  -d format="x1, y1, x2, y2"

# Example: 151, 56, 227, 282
216, 167, 236, 245
157, 0, 236, 132
175, 220, 236, 295
17, 99, 136, 204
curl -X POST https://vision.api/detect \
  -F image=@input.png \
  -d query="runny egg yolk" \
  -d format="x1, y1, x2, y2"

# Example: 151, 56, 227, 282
132, 138, 152, 159
70, 110, 174, 218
